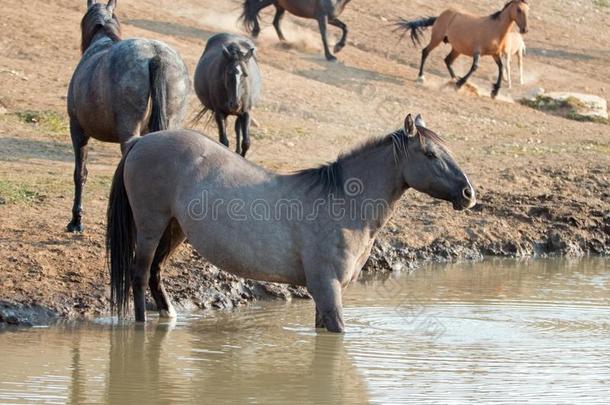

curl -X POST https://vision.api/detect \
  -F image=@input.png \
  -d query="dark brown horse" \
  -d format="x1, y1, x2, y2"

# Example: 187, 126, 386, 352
194, 33, 261, 157
240, 0, 352, 61
66, 0, 190, 232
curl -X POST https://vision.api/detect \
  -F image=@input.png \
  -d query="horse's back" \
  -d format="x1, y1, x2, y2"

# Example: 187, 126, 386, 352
69, 38, 189, 140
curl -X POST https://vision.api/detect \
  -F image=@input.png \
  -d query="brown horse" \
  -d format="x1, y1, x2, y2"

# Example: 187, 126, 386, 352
395, 0, 529, 98
240, 0, 352, 61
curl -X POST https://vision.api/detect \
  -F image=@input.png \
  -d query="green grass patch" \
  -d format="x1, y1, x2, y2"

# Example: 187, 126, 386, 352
13, 110, 69, 134
593, 0, 609, 8
0, 180, 45, 205
521, 96, 609, 125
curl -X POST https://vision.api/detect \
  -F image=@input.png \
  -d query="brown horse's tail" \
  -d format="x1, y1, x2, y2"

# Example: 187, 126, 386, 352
149, 55, 168, 132
106, 139, 139, 318
394, 16, 437, 46
239, 0, 274, 34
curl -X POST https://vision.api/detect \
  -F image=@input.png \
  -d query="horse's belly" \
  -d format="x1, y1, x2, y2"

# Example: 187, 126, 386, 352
185, 226, 307, 286
278, 0, 316, 18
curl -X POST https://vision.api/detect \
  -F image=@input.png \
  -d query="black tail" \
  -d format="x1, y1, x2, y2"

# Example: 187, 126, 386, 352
239, 0, 273, 34
394, 16, 437, 46
148, 55, 168, 132
106, 139, 139, 318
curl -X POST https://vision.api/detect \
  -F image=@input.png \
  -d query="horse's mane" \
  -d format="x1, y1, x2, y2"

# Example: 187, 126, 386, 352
81, 5, 122, 53
490, 0, 519, 20
294, 127, 445, 195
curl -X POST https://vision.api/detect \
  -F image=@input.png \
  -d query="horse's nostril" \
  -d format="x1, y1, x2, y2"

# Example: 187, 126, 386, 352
463, 187, 473, 199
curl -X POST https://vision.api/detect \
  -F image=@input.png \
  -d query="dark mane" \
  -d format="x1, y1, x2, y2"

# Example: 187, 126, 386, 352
81, 5, 122, 53
294, 127, 445, 195
490, 1, 513, 20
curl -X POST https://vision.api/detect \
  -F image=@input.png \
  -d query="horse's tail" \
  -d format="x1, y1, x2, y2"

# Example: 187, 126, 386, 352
239, 0, 273, 34
189, 107, 214, 129
106, 138, 139, 318
394, 16, 437, 46
148, 55, 169, 132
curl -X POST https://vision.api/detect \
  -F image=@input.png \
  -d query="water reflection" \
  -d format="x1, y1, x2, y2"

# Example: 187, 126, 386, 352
0, 258, 608, 404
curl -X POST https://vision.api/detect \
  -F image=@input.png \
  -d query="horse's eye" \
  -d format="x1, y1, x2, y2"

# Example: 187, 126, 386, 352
425, 150, 437, 159
517, 8, 522, 13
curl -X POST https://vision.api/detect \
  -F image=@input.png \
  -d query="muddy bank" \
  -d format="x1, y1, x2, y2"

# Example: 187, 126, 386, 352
2, 176, 608, 328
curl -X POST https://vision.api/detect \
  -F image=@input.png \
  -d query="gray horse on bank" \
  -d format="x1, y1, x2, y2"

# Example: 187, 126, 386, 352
106, 113, 476, 332
67, 0, 190, 232
194, 33, 261, 157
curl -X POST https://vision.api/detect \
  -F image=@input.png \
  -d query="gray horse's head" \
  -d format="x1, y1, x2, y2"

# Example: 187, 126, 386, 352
81, 0, 121, 53
222, 44, 255, 113
399, 114, 476, 210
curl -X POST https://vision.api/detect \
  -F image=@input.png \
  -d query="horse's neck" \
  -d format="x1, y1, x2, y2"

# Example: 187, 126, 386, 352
496, 9, 516, 40
340, 143, 407, 234
84, 31, 115, 55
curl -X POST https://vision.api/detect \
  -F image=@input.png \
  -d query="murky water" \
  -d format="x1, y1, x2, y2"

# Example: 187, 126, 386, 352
1, 259, 609, 404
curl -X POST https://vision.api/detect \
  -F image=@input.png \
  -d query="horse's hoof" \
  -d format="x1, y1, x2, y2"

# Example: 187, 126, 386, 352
333, 43, 345, 53
66, 221, 84, 233
416, 75, 425, 84
325, 54, 337, 62
456, 79, 466, 89
491, 90, 500, 99
159, 306, 177, 319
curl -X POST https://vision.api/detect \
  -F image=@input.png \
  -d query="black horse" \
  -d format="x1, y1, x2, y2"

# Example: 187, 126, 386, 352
240, 0, 352, 61
194, 33, 261, 157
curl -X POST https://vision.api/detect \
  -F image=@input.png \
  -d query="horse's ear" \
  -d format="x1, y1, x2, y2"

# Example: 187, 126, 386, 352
404, 114, 417, 137
222, 46, 232, 60
414, 114, 426, 128
242, 47, 256, 61
106, 0, 116, 13
87, 0, 97, 8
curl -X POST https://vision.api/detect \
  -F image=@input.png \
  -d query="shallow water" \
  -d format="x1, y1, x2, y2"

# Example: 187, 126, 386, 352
1, 258, 609, 404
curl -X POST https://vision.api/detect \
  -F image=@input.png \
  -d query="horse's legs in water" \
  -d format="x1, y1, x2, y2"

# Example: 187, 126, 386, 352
239, 112, 251, 157
132, 221, 168, 322
329, 18, 348, 53
317, 15, 336, 61
306, 272, 344, 333
234, 116, 242, 155
444, 49, 459, 80
491, 55, 503, 99
215, 112, 229, 148
149, 219, 185, 318
67, 118, 89, 232
456, 52, 480, 88
272, 5, 286, 41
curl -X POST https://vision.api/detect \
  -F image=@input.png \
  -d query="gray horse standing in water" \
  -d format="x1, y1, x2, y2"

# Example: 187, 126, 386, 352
106, 113, 477, 332
240, 0, 352, 61
66, 0, 190, 232
194, 33, 261, 157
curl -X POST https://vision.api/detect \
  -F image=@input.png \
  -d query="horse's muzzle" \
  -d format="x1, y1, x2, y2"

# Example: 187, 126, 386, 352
520, 27, 528, 34
452, 186, 477, 211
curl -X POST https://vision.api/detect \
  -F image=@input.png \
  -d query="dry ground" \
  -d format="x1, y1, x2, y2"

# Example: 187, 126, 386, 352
1, 0, 609, 323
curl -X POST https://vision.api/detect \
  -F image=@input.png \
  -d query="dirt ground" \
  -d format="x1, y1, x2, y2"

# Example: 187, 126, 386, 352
1, 0, 609, 325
